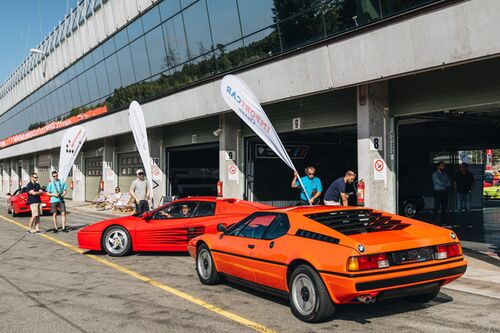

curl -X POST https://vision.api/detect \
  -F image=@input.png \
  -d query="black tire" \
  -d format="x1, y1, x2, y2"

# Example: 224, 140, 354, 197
403, 201, 417, 217
196, 244, 220, 285
102, 226, 132, 257
12, 207, 19, 217
7, 205, 12, 214
406, 286, 441, 303
288, 265, 335, 323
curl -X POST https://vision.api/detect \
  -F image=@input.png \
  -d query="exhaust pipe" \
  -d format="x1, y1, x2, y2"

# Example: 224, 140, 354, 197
356, 295, 377, 304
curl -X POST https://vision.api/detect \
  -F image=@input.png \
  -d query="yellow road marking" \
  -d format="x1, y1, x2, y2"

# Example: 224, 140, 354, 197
0, 215, 277, 333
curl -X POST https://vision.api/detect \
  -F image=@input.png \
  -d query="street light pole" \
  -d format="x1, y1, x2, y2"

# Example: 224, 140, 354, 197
30, 48, 47, 78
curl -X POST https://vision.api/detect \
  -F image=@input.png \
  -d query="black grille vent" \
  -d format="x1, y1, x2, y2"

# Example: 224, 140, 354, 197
187, 226, 205, 239
295, 229, 340, 244
306, 210, 407, 235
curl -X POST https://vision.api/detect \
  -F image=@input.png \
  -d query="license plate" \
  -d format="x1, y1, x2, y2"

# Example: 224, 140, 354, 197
41, 203, 46, 207
391, 247, 434, 265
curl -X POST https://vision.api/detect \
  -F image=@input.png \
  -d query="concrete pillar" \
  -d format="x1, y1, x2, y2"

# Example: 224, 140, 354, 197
10, 160, 19, 192
219, 113, 244, 199
357, 82, 396, 213
20, 160, 30, 187
2, 163, 9, 195
103, 138, 118, 193
149, 128, 166, 207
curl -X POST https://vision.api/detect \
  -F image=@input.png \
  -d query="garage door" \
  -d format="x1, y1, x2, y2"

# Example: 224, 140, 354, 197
85, 157, 102, 201
118, 153, 143, 193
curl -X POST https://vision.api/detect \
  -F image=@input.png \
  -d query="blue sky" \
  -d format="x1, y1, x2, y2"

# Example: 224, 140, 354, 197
0, 1, 71, 85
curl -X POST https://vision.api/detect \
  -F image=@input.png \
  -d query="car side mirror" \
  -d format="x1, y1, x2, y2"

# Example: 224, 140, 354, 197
143, 212, 153, 221
217, 223, 227, 233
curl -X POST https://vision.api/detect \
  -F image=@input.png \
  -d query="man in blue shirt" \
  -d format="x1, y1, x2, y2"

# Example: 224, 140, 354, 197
291, 166, 323, 205
324, 171, 357, 206
46, 170, 68, 232
432, 161, 451, 224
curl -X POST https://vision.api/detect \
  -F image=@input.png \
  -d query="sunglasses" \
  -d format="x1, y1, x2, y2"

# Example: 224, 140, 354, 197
32, 176, 39, 179
138, 173, 145, 176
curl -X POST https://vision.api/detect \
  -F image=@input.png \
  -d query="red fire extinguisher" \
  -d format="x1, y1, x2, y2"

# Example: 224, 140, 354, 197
357, 179, 365, 207
100, 180, 104, 191
217, 181, 223, 197
70, 180, 74, 190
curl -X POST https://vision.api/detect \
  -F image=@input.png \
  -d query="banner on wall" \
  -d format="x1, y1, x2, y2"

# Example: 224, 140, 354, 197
128, 101, 153, 199
0, 106, 106, 149
58, 126, 87, 182
220, 74, 311, 203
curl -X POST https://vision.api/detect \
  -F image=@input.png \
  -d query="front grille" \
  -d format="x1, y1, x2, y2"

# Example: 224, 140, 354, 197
306, 210, 408, 235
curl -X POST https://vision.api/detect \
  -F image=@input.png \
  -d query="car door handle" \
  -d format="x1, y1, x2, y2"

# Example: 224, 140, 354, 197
248, 244, 255, 249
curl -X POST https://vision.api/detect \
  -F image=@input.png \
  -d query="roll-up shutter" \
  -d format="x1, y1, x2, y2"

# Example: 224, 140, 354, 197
85, 157, 102, 201
390, 58, 500, 117
37, 168, 51, 188
241, 88, 357, 137
164, 116, 219, 148
118, 152, 143, 192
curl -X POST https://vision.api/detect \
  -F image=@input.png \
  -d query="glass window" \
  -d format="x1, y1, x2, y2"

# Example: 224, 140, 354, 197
159, 0, 181, 21
263, 214, 289, 239
162, 16, 189, 68
180, 0, 196, 9
102, 38, 116, 57
237, 0, 275, 36
86, 68, 99, 103
142, 5, 161, 32
105, 53, 122, 91
74, 59, 84, 75
63, 83, 74, 111
193, 202, 216, 217
130, 36, 151, 82
215, 40, 243, 73
83, 54, 94, 71
114, 28, 129, 50
78, 74, 91, 106
94, 60, 110, 97
243, 26, 281, 60
206, 0, 242, 46
154, 202, 198, 219
278, 5, 325, 51
238, 214, 276, 239
183, 1, 213, 59
56, 87, 67, 115
93, 45, 105, 64
116, 45, 135, 87
145, 25, 167, 76
127, 17, 144, 42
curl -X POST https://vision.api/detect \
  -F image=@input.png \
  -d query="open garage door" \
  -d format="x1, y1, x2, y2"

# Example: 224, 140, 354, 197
85, 157, 102, 201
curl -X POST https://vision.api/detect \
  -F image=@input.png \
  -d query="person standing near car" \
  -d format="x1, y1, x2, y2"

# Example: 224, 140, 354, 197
291, 166, 322, 205
324, 171, 356, 206
454, 163, 475, 213
130, 169, 150, 215
46, 170, 68, 233
26, 172, 44, 234
432, 161, 451, 224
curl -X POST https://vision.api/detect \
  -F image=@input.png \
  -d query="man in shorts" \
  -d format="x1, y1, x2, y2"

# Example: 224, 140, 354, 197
130, 169, 150, 215
46, 170, 68, 233
26, 172, 44, 234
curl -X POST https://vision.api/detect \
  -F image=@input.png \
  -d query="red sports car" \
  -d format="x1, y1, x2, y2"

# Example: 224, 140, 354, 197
7, 187, 51, 216
78, 197, 273, 256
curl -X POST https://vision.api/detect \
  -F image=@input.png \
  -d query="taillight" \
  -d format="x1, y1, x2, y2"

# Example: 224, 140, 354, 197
435, 243, 462, 260
347, 253, 389, 271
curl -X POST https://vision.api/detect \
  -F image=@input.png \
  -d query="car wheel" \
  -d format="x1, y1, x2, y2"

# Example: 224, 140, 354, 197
403, 201, 417, 217
102, 226, 132, 257
289, 265, 335, 323
12, 207, 19, 217
406, 286, 441, 303
196, 244, 220, 285
7, 205, 12, 214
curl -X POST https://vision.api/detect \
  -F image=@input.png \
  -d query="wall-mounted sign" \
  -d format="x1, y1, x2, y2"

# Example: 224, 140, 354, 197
292, 117, 302, 130
370, 136, 383, 151
225, 151, 236, 161
255, 144, 309, 159
373, 158, 386, 181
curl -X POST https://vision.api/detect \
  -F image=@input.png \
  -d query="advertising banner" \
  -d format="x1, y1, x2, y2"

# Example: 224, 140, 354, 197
220, 75, 311, 203
128, 101, 153, 199
58, 125, 87, 182
0, 106, 106, 149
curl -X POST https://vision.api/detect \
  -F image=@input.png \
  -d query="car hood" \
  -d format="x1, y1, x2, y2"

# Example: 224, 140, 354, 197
79, 216, 142, 232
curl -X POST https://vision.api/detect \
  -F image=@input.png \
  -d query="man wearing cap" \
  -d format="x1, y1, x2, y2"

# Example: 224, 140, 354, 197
130, 169, 150, 215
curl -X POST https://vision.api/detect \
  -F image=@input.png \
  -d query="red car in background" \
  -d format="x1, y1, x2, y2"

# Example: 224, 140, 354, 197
7, 187, 51, 216
78, 197, 273, 256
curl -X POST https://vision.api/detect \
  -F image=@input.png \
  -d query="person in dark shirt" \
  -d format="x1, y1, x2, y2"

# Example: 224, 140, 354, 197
324, 171, 356, 206
454, 163, 475, 213
26, 172, 44, 234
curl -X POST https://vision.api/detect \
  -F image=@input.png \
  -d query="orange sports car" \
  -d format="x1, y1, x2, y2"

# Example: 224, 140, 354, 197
187, 206, 467, 323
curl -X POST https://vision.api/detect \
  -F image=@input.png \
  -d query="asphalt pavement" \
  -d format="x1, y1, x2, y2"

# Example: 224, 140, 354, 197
0, 199, 499, 333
